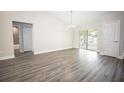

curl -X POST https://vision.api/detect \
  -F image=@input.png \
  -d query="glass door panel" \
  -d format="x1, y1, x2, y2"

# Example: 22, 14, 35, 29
80, 30, 88, 49
88, 29, 97, 51
80, 29, 97, 51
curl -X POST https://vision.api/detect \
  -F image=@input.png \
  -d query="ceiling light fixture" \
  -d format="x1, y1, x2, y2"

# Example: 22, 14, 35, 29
67, 11, 76, 28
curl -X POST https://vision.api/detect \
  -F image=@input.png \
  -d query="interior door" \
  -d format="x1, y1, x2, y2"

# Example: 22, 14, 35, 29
23, 26, 32, 51
103, 21, 120, 57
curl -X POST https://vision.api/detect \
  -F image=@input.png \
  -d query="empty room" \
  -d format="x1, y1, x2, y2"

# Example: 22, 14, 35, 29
0, 11, 124, 82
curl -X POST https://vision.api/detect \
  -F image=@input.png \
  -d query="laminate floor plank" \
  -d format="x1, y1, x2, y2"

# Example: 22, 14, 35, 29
0, 48, 123, 82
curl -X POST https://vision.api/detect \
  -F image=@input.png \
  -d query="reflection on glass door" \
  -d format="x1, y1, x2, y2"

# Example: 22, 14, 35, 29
80, 29, 97, 51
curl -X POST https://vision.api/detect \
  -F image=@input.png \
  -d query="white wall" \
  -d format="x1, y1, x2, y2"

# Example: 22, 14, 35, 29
73, 12, 124, 57
0, 12, 15, 59
1, 11, 124, 60
0, 12, 73, 59
100, 12, 124, 56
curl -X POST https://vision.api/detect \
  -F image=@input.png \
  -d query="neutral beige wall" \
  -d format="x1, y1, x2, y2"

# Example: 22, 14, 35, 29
0, 13, 4, 56
0, 12, 73, 59
0, 12, 15, 58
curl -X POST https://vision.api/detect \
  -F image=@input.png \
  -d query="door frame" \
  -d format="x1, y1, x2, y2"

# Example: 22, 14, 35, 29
12, 21, 34, 57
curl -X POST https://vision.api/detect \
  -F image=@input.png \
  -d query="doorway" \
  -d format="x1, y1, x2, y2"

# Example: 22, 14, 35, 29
80, 29, 97, 51
12, 21, 33, 57
103, 20, 120, 58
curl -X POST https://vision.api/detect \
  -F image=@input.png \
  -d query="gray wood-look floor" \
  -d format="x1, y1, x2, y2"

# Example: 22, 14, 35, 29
14, 49, 33, 57
0, 48, 123, 82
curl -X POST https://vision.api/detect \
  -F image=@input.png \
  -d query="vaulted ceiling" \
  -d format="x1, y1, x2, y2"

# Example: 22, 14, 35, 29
50, 11, 113, 27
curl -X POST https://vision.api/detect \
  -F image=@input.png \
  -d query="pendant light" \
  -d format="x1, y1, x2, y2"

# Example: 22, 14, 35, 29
67, 11, 76, 28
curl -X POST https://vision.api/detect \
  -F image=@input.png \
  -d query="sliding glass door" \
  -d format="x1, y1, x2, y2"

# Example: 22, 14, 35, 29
80, 29, 97, 51
80, 30, 88, 49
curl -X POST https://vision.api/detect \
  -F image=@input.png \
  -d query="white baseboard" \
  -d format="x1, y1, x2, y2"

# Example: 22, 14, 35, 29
99, 52, 123, 59
118, 52, 124, 59
117, 56, 123, 59
0, 55, 15, 61
34, 47, 73, 55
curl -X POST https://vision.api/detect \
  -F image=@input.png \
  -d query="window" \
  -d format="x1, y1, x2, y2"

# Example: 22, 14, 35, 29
80, 29, 97, 51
